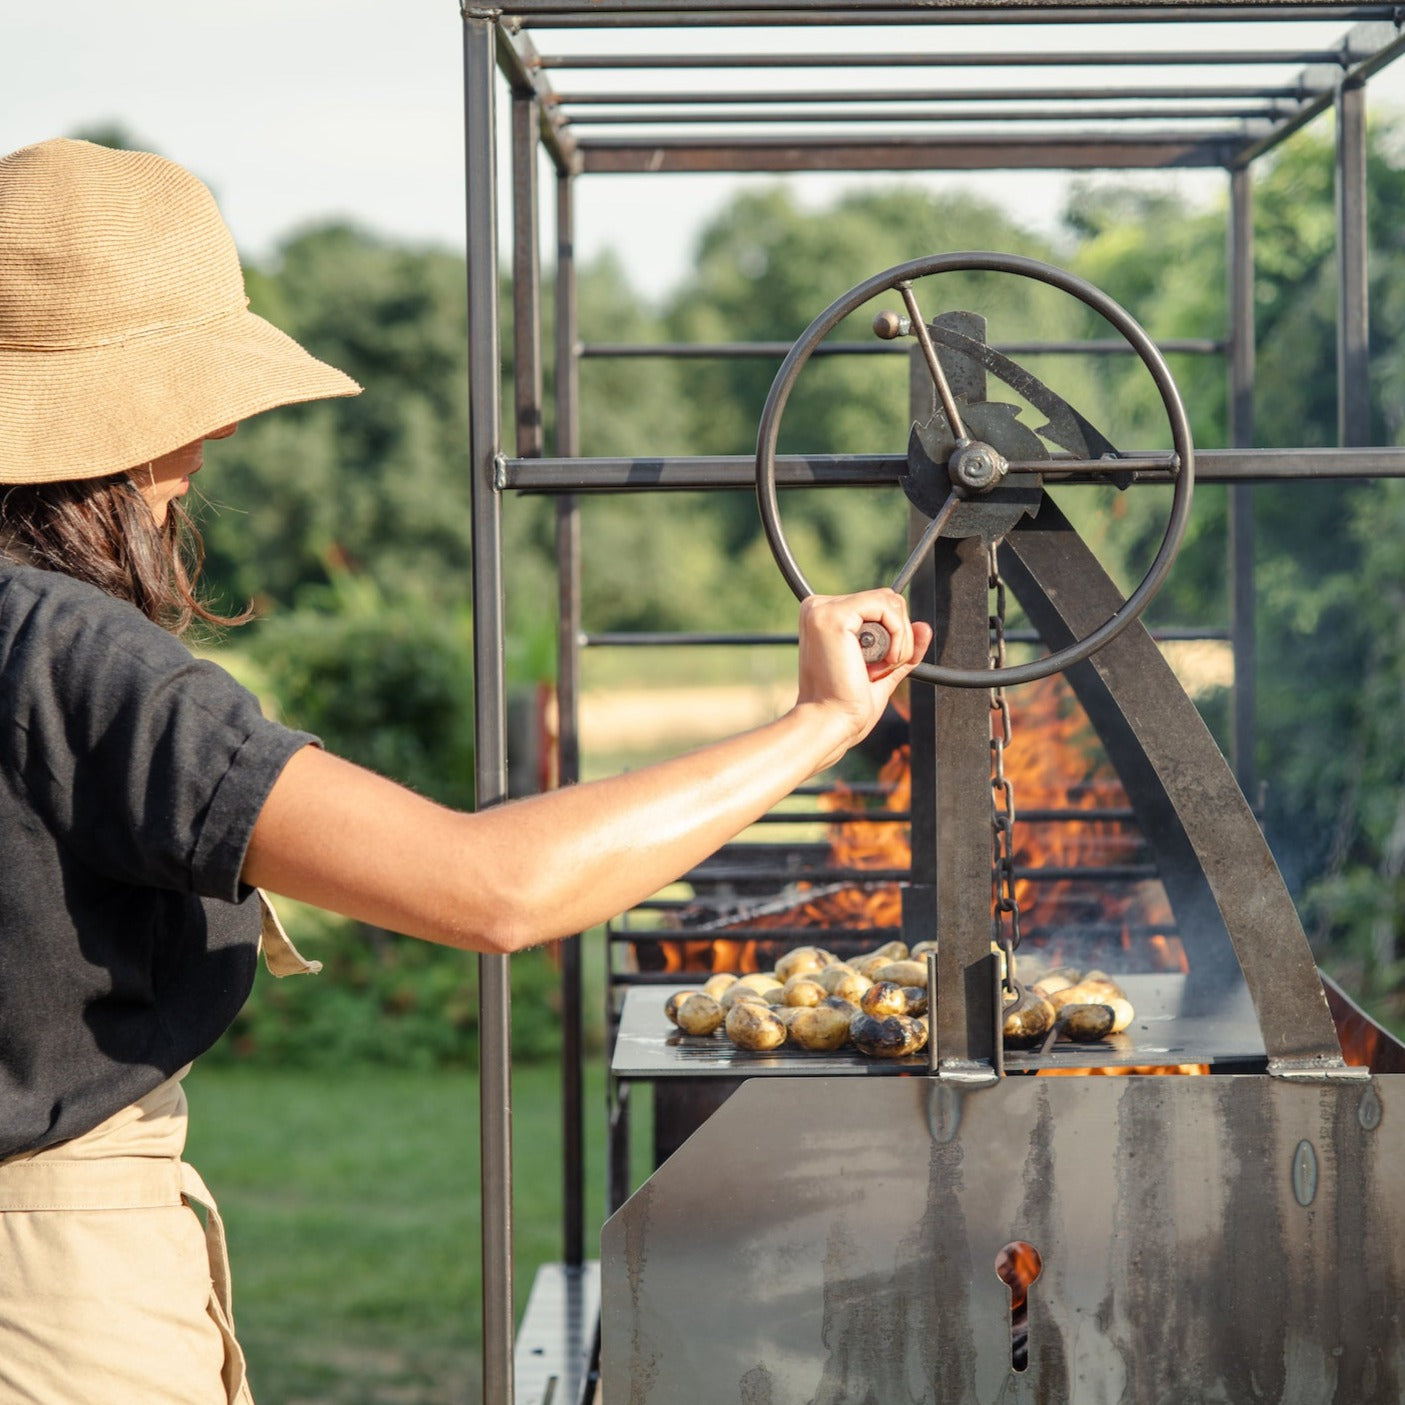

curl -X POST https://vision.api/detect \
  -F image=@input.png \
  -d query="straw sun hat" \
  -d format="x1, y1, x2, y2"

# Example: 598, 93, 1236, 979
0, 138, 360, 485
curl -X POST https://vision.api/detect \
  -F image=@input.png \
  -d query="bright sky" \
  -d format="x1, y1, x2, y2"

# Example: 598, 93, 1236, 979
5, 2, 1405, 300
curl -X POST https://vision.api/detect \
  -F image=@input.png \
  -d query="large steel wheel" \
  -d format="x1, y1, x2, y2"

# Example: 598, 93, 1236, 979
755, 251, 1195, 687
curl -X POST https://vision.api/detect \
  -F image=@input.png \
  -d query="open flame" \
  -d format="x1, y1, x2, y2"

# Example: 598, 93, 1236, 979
732, 675, 1181, 971
650, 673, 1186, 981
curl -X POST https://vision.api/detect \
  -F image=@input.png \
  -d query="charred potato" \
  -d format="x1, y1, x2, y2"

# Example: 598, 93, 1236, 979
675, 993, 725, 1036
1059, 1002, 1116, 1043
788, 1005, 853, 1052
859, 981, 907, 1018
900, 985, 929, 1018
1001, 988, 1056, 1046
850, 1012, 926, 1059
724, 1001, 788, 1052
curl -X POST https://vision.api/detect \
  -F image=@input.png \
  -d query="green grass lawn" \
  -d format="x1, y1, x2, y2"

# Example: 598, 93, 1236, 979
184, 1058, 634, 1405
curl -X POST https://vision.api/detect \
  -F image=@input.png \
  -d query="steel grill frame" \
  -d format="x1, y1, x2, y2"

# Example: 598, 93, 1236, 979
460, 7, 1405, 1403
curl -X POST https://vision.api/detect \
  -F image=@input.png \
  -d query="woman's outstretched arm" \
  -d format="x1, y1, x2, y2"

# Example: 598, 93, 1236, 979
241, 589, 931, 953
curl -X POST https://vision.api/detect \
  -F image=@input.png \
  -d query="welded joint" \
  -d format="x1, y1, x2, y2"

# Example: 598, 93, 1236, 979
493, 454, 510, 491
1267, 1057, 1371, 1084
934, 1062, 1000, 1088
461, 4, 503, 18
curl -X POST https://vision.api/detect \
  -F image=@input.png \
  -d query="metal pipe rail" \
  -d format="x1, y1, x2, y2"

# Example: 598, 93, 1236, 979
499, 446, 1405, 492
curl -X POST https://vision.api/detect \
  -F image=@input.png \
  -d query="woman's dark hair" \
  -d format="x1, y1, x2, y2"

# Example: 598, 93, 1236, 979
0, 472, 250, 635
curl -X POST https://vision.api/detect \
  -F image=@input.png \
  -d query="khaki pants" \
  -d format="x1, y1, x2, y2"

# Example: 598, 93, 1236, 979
0, 1069, 253, 1404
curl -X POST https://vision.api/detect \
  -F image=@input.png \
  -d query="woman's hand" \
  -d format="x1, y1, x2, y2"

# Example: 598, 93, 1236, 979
792, 589, 932, 774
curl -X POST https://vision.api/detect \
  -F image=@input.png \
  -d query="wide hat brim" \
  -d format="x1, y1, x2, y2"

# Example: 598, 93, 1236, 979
0, 303, 360, 485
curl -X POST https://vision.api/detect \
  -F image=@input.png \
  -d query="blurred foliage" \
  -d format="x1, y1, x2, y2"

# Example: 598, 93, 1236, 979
187, 119, 1405, 1060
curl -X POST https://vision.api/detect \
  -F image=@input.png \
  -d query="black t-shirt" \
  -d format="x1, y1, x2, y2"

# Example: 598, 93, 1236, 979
0, 561, 316, 1157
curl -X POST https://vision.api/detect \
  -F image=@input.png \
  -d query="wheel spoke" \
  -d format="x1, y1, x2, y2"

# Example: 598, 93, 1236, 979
898, 282, 968, 443
891, 492, 961, 594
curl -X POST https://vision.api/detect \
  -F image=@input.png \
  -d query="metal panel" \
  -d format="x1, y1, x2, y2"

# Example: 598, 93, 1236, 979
601, 1074, 1405, 1404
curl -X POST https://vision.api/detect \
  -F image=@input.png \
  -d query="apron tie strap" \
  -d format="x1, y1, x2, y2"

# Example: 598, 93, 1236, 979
0, 1155, 182, 1211
180, 1161, 237, 1331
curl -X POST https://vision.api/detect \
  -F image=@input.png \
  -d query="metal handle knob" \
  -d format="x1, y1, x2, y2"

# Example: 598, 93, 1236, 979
858, 622, 892, 662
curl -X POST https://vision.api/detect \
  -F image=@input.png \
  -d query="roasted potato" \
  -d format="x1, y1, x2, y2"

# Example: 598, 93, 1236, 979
872, 959, 928, 988
788, 1005, 853, 1052
850, 1012, 927, 1059
664, 990, 702, 1026
1001, 988, 1056, 1046
859, 981, 908, 1018
675, 993, 725, 1036
720, 982, 769, 1012
724, 1001, 788, 1051
774, 946, 835, 982
781, 976, 827, 1008
1059, 1002, 1116, 1043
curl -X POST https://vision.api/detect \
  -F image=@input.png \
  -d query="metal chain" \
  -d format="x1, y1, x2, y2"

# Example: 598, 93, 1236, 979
988, 539, 1022, 995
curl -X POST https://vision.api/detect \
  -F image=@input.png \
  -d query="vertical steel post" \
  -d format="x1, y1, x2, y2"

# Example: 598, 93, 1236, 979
554, 169, 587, 1269
1227, 165, 1257, 801
513, 94, 544, 462
463, 13, 514, 1405
1336, 75, 1370, 448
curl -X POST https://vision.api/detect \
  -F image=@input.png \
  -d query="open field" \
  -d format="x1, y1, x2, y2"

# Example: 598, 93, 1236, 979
184, 1060, 637, 1405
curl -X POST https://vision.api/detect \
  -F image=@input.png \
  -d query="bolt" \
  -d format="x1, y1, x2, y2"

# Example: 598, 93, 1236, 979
949, 439, 1009, 492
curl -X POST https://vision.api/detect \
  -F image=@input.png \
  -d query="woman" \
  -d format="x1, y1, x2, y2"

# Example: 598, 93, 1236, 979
0, 137, 930, 1403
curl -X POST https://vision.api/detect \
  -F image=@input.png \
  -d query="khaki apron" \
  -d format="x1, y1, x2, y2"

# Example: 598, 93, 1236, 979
0, 895, 319, 1405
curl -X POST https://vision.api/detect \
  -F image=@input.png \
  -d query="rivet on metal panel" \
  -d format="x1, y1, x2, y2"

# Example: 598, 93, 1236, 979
1359, 1082, 1384, 1132
995, 1241, 1043, 1373
1291, 1139, 1319, 1207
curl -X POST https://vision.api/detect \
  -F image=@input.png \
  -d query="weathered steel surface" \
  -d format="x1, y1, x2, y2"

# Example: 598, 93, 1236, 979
1002, 500, 1347, 1073
601, 1074, 1405, 1404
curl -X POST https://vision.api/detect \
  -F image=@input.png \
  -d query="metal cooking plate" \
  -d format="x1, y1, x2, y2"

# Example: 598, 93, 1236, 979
612, 973, 1266, 1078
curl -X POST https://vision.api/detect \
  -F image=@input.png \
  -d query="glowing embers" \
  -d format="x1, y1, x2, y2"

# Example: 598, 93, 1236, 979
995, 1241, 1043, 1372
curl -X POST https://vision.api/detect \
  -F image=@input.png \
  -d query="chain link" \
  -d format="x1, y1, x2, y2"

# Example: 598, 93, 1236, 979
988, 540, 1022, 995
